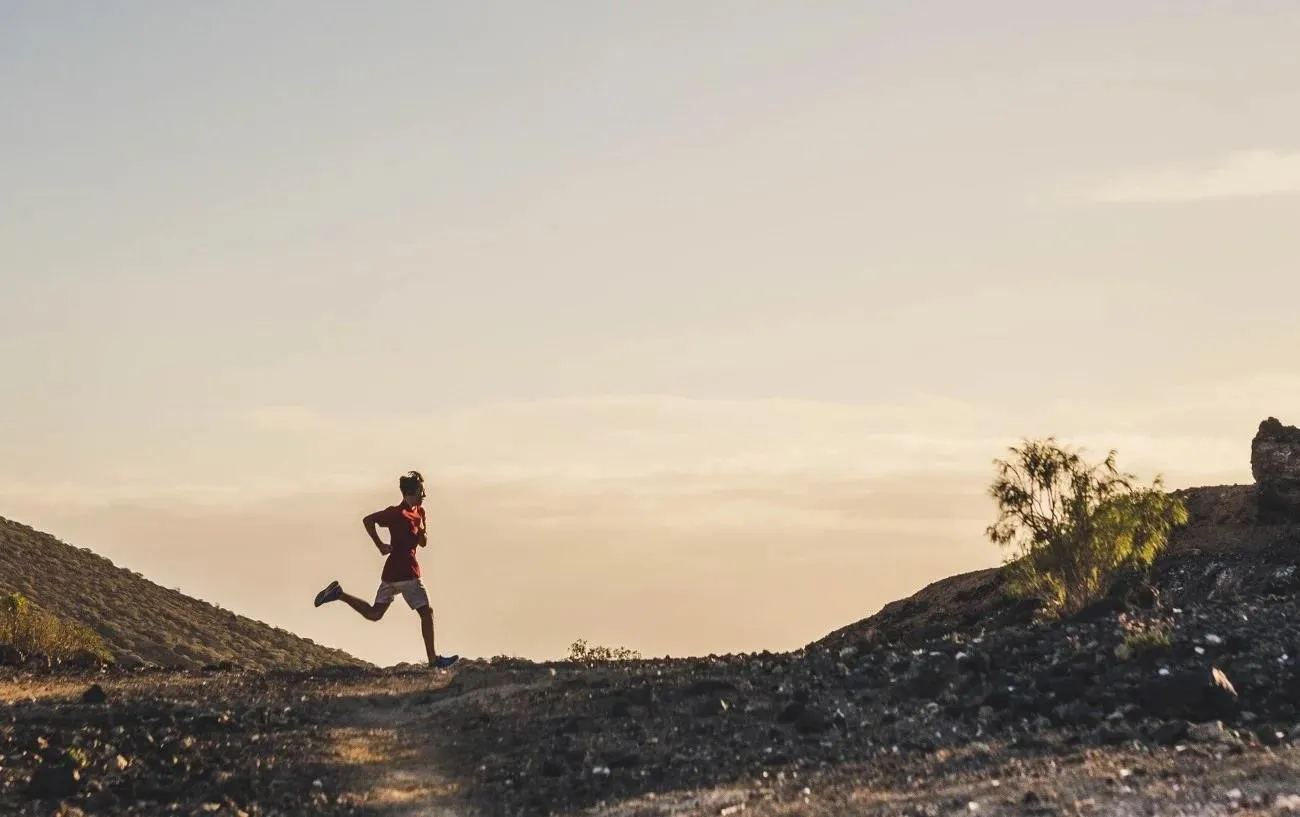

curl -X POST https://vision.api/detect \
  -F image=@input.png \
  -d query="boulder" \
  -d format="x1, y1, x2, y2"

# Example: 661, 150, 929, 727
1137, 666, 1239, 722
1251, 417, 1300, 522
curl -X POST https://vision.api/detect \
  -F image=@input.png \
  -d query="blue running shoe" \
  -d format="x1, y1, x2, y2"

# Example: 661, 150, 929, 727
314, 580, 342, 607
432, 654, 460, 669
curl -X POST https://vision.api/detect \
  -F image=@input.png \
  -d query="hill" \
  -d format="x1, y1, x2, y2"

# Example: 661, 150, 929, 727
0, 514, 366, 671
812, 417, 1300, 653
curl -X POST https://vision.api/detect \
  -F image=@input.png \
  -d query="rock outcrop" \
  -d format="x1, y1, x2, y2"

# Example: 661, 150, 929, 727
1251, 417, 1300, 522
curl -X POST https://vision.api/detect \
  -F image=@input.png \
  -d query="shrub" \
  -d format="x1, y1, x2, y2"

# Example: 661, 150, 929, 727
567, 638, 641, 662
0, 592, 113, 663
1119, 612, 1173, 652
986, 438, 1188, 616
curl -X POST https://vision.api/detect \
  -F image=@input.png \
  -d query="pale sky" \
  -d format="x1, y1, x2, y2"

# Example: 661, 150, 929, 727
3, 2, 1300, 666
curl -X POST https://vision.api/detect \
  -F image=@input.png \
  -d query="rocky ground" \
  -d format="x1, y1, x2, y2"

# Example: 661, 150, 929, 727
422, 589, 1300, 816
9, 493, 1300, 816
8, 579, 1300, 817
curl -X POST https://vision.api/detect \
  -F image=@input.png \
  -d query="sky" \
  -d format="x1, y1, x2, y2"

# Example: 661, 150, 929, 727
2, 2, 1300, 666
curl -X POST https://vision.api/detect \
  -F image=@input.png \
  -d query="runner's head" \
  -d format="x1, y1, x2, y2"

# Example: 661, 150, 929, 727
399, 470, 426, 505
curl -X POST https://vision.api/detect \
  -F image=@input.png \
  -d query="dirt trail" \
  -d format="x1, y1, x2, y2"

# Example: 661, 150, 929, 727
325, 672, 758, 817
323, 668, 549, 817
320, 667, 762, 817
330, 720, 466, 816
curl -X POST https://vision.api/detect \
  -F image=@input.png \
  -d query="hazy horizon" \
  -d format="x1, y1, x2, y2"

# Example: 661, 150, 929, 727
4, 2, 1299, 665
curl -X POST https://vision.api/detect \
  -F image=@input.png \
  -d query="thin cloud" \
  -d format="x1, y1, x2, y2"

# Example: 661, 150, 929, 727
1084, 150, 1300, 203
226, 394, 1012, 484
7, 387, 1271, 504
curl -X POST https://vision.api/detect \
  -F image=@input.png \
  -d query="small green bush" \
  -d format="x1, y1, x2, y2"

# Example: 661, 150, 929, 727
986, 438, 1188, 616
0, 592, 113, 663
567, 638, 641, 662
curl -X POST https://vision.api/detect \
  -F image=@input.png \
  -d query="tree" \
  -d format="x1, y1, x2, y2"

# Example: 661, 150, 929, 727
985, 437, 1188, 615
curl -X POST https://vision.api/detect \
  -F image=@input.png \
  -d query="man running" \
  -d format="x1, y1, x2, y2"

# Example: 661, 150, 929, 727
314, 470, 459, 669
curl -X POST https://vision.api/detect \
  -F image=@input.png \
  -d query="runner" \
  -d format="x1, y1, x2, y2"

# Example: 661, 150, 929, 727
314, 470, 459, 669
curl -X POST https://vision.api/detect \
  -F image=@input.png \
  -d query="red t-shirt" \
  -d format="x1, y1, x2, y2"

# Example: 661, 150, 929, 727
374, 502, 426, 582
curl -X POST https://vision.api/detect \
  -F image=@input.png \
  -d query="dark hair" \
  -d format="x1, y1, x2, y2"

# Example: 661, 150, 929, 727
399, 470, 425, 497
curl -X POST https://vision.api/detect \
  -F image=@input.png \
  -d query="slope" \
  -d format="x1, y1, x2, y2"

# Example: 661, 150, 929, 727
811, 481, 1300, 653
0, 514, 366, 670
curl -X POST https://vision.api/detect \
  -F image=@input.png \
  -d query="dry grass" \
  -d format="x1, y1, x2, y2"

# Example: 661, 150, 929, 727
0, 673, 217, 702
0, 514, 366, 670
1, 591, 111, 663
568, 638, 642, 662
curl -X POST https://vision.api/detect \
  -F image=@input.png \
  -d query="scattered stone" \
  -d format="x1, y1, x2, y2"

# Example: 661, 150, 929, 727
1187, 721, 1240, 746
80, 684, 107, 705
26, 762, 79, 799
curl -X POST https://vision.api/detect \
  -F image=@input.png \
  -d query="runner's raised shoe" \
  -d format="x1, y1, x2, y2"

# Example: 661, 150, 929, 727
314, 580, 342, 607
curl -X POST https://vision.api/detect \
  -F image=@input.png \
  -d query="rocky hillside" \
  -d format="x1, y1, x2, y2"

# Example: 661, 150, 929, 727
0, 515, 366, 671
815, 416, 1300, 652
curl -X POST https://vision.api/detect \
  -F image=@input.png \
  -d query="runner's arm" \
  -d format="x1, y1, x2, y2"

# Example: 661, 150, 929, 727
362, 510, 391, 554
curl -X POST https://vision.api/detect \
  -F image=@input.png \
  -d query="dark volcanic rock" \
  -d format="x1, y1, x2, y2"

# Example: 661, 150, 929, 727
80, 684, 107, 704
26, 761, 80, 799
1138, 667, 1239, 722
1152, 719, 1190, 745
1252, 416, 1300, 522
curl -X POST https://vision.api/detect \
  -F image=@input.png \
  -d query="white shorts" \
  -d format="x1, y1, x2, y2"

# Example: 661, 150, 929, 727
374, 578, 430, 610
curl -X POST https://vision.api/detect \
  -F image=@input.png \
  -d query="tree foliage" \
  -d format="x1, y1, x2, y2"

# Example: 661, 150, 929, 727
986, 438, 1188, 615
